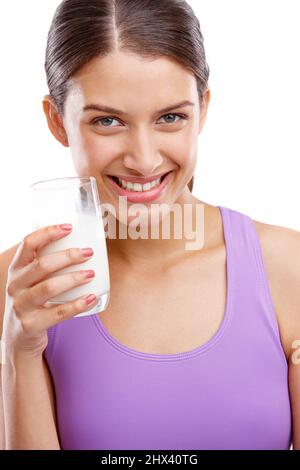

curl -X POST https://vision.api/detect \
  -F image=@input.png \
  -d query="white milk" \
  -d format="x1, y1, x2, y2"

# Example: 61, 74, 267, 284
39, 212, 110, 317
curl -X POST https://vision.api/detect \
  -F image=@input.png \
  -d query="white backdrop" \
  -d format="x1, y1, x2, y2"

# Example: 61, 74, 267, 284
0, 0, 299, 252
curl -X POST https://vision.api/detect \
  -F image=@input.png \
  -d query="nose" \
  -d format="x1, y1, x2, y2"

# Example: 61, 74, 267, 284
122, 127, 164, 176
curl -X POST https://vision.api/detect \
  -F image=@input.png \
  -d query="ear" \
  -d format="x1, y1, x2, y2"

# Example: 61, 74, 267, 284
42, 95, 69, 147
198, 87, 211, 134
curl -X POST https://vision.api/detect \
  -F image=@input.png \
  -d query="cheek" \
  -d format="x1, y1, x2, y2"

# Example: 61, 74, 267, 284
167, 133, 197, 170
71, 132, 115, 172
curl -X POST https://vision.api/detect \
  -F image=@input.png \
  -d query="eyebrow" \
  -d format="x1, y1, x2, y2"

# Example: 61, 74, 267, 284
82, 100, 195, 115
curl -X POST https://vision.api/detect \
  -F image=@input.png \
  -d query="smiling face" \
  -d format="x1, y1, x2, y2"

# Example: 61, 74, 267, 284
43, 51, 210, 226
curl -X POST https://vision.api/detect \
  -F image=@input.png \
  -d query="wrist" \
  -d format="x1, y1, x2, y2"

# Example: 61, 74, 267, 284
2, 343, 43, 368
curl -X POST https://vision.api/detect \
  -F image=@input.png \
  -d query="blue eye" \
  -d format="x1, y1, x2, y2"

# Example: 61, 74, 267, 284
94, 117, 119, 127
159, 113, 186, 124
92, 113, 187, 128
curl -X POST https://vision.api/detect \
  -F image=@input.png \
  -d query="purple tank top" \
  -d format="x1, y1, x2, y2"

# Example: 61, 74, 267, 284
44, 206, 292, 450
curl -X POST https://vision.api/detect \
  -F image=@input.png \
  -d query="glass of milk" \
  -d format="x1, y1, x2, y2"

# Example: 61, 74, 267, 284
29, 176, 110, 317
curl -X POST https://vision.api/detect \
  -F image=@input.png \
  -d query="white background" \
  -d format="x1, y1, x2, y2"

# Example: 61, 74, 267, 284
0, 0, 299, 252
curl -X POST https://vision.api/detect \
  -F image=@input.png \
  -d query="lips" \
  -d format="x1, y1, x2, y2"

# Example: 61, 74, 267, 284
106, 170, 173, 203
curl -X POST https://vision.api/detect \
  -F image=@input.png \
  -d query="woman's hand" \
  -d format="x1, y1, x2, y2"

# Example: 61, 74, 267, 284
2, 224, 96, 359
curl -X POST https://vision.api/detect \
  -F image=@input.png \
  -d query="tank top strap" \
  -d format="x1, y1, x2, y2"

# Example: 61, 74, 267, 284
218, 205, 284, 351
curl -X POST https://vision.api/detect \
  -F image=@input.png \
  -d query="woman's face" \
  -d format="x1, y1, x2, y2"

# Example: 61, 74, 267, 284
43, 51, 210, 225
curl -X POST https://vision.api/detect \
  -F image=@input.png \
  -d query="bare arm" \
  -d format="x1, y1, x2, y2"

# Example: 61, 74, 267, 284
0, 245, 60, 449
261, 225, 300, 450
1, 225, 96, 450
2, 353, 61, 449
282, 231, 300, 450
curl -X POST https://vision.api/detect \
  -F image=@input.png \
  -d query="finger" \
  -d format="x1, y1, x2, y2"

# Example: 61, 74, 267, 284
11, 247, 94, 291
12, 224, 73, 269
28, 293, 98, 333
16, 269, 95, 312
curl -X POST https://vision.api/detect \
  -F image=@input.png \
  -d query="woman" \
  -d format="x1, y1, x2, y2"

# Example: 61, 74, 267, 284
1, 0, 299, 450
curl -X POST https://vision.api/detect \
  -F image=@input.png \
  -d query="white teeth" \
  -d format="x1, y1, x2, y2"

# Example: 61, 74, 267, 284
117, 176, 162, 191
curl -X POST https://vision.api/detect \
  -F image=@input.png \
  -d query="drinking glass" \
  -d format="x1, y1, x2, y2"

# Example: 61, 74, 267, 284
29, 176, 110, 317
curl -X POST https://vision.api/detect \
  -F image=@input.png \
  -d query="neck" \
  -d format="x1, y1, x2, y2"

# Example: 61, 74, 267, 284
105, 191, 208, 270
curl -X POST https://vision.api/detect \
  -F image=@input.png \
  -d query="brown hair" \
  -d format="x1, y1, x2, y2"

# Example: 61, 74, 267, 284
187, 176, 194, 192
45, 0, 210, 192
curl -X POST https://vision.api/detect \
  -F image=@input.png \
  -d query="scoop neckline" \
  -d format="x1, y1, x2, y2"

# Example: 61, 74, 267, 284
92, 205, 235, 362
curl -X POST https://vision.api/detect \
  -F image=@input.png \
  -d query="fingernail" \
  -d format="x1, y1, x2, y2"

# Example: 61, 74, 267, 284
82, 270, 95, 279
81, 248, 94, 257
84, 294, 97, 305
59, 224, 73, 231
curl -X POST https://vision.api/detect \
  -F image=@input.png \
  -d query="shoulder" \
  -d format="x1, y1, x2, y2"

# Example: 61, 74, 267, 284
0, 243, 20, 266
252, 218, 300, 361
0, 243, 21, 288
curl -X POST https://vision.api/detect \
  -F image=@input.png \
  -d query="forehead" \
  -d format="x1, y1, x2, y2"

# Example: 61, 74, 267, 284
65, 51, 198, 113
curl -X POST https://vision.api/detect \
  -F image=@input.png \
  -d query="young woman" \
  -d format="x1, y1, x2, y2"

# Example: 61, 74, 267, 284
1, 0, 299, 450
